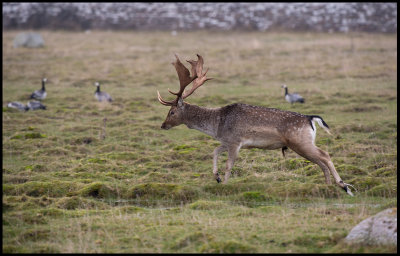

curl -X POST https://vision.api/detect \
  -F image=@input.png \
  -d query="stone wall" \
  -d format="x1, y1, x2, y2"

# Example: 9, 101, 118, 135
2, 3, 397, 33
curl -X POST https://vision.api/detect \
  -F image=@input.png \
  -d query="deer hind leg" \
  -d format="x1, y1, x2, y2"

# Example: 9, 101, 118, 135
325, 159, 356, 196
223, 144, 241, 184
213, 145, 227, 183
315, 148, 356, 196
314, 148, 345, 187
289, 143, 354, 195
312, 149, 333, 185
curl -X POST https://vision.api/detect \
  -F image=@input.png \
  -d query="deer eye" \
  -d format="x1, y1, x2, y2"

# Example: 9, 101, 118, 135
170, 111, 175, 115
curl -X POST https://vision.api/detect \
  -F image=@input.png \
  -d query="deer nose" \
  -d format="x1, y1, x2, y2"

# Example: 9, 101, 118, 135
161, 123, 166, 129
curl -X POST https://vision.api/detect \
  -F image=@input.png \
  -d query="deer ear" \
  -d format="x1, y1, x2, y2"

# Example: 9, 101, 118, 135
177, 97, 184, 108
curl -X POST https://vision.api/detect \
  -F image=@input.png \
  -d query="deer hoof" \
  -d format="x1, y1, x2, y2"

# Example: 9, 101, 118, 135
343, 183, 356, 196
214, 173, 221, 183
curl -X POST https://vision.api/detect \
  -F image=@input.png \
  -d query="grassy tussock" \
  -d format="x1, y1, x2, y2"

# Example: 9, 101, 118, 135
2, 30, 397, 253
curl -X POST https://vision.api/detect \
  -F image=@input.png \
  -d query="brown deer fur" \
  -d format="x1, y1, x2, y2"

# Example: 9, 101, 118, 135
158, 54, 355, 196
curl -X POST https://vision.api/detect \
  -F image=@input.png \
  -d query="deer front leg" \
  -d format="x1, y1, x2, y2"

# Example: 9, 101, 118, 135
213, 145, 227, 183
223, 145, 241, 184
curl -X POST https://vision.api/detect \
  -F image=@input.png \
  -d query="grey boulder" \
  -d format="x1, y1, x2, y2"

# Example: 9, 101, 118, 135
13, 32, 45, 48
345, 208, 397, 246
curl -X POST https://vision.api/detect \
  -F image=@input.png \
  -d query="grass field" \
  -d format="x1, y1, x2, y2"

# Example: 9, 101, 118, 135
2, 30, 397, 253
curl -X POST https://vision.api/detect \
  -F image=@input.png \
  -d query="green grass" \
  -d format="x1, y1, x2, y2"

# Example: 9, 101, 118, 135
2, 30, 397, 253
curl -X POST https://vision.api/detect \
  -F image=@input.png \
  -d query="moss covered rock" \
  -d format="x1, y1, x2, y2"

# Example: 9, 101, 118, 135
199, 240, 255, 253
56, 196, 109, 210
285, 158, 311, 170
78, 182, 118, 199
171, 231, 214, 250
127, 182, 198, 206
4, 181, 78, 197
188, 200, 229, 210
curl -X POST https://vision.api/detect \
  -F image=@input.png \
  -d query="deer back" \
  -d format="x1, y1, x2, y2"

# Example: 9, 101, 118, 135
215, 103, 312, 146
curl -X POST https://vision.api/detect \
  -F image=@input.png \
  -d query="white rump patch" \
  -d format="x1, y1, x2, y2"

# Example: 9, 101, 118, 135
309, 116, 332, 145
310, 121, 317, 144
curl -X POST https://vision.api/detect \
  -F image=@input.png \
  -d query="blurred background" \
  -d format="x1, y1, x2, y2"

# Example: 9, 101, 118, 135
2, 2, 397, 33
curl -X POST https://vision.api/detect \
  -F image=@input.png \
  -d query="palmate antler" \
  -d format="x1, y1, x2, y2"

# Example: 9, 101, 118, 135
157, 54, 212, 106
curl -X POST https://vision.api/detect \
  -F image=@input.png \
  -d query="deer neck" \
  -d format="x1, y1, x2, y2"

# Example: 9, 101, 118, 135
182, 103, 219, 138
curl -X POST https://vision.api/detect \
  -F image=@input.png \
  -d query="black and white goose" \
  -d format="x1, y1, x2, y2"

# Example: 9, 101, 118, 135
281, 84, 305, 104
94, 82, 112, 102
27, 100, 46, 110
30, 78, 47, 100
7, 102, 29, 111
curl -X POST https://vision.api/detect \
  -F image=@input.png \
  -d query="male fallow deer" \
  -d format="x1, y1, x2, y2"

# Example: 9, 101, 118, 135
157, 54, 355, 196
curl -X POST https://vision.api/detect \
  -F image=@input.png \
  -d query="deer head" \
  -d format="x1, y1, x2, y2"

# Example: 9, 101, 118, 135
158, 54, 212, 129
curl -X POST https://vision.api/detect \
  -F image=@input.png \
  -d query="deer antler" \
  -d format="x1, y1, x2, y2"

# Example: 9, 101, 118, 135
157, 54, 212, 106
167, 54, 197, 96
157, 90, 176, 106
182, 54, 212, 99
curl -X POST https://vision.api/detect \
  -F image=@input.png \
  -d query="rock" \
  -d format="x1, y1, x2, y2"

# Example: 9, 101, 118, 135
13, 32, 45, 48
345, 208, 397, 246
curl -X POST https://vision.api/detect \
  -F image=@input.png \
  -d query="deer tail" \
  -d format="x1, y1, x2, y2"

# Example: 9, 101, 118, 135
308, 115, 331, 135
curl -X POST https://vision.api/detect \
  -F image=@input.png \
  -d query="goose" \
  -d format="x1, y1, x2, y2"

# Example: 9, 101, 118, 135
281, 84, 305, 104
27, 100, 46, 110
94, 82, 112, 102
7, 101, 29, 111
30, 78, 47, 100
